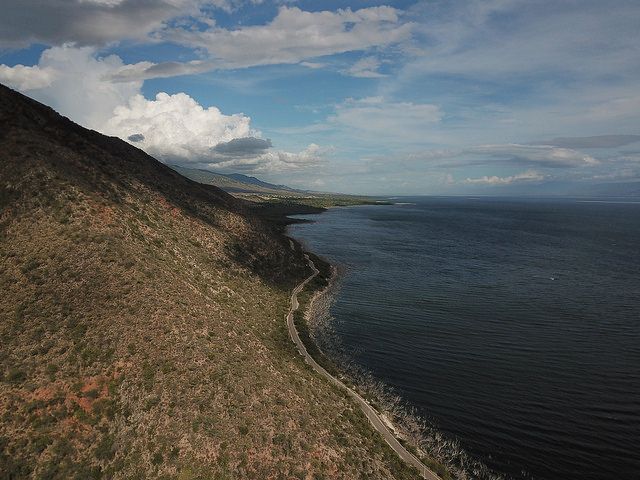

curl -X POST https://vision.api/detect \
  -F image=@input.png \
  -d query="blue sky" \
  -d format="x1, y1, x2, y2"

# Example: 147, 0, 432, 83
1, 0, 639, 195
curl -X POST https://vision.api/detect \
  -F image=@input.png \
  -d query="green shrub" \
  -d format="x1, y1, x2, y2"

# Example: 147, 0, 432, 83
94, 434, 115, 461
84, 389, 100, 399
6, 368, 27, 384
141, 361, 154, 391
70, 323, 88, 342
45, 363, 60, 380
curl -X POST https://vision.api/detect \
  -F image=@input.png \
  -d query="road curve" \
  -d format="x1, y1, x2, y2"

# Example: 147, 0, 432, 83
286, 255, 441, 480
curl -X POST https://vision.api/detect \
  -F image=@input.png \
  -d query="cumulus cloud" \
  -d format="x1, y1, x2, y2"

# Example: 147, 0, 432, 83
102, 92, 253, 162
0, 63, 57, 90
0, 45, 142, 128
464, 170, 546, 185
0, 43, 326, 175
100, 91, 327, 173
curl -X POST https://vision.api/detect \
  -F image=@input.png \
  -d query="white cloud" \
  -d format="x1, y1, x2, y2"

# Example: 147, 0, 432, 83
102, 91, 254, 162
2, 3, 415, 81
0, 64, 57, 90
613, 154, 640, 164
1, 45, 142, 129
579, 95, 640, 126
203, 143, 330, 174
468, 144, 599, 167
442, 173, 455, 185
407, 1, 640, 81
108, 60, 215, 83
464, 170, 546, 185
0, 44, 323, 175
5, 1, 636, 195
103, 90, 329, 172
300, 62, 325, 69
406, 149, 464, 162
1, 1, 310, 49
404, 144, 600, 170
164, 6, 415, 69
386, 0, 640, 149
342, 56, 387, 78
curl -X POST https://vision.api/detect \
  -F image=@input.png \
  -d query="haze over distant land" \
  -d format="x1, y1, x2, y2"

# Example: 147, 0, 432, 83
1, 1, 639, 196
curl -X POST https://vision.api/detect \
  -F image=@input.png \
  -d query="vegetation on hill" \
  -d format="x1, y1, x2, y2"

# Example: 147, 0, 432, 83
0, 84, 420, 479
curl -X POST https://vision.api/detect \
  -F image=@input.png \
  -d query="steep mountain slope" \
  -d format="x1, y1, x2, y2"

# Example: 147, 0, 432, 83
0, 84, 418, 479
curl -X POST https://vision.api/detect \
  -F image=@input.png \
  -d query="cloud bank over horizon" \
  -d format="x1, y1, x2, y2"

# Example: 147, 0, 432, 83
1, 0, 639, 194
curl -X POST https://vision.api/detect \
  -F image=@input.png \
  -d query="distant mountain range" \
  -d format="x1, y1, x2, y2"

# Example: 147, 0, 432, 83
169, 165, 303, 195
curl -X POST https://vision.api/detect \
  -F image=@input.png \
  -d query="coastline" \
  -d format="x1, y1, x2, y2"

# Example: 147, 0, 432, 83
283, 205, 489, 479
286, 254, 441, 480
301, 262, 432, 454
289, 224, 503, 480
303, 263, 344, 357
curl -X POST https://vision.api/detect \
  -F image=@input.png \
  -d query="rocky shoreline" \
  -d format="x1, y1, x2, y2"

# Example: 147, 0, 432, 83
301, 256, 506, 480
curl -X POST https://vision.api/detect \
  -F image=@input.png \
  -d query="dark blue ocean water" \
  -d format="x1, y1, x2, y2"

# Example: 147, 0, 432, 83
288, 197, 640, 480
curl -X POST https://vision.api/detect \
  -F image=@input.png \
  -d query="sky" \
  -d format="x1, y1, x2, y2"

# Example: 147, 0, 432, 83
1, 0, 639, 196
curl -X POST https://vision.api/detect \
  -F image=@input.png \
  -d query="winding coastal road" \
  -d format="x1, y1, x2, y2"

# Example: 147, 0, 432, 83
286, 255, 441, 480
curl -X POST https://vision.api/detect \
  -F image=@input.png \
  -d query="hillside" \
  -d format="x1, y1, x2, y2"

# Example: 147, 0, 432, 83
0, 84, 419, 479
169, 166, 299, 195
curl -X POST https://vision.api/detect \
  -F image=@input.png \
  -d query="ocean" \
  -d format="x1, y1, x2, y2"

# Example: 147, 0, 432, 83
287, 197, 640, 480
